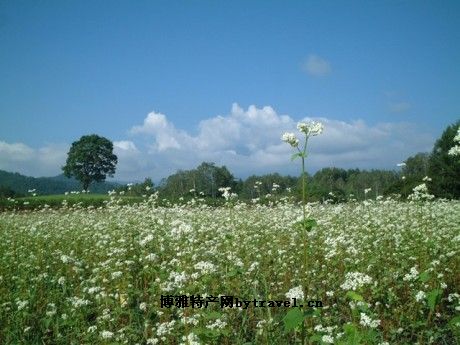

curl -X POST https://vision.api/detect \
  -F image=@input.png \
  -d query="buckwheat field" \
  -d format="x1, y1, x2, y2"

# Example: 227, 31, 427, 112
1, 195, 459, 344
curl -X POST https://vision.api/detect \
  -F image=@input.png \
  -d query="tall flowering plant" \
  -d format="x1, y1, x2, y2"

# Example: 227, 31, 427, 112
282, 121, 323, 344
282, 121, 324, 228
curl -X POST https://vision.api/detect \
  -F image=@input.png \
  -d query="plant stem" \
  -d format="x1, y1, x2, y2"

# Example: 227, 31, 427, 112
301, 156, 306, 222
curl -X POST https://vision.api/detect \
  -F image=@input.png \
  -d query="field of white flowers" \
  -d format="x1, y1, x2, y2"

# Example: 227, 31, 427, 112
1, 195, 459, 345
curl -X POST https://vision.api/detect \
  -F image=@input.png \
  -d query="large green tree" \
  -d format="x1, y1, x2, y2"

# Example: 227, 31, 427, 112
62, 134, 118, 191
428, 121, 460, 199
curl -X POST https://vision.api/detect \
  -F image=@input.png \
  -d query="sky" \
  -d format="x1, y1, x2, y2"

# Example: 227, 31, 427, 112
0, 1, 459, 182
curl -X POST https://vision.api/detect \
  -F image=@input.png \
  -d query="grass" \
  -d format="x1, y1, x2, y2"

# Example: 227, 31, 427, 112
0, 196, 459, 344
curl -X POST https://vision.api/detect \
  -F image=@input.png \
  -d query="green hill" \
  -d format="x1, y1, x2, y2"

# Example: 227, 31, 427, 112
0, 170, 120, 196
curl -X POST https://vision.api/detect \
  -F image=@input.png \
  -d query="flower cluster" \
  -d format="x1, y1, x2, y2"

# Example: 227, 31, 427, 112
285, 286, 304, 301
296, 120, 324, 136
281, 132, 299, 147
281, 121, 324, 148
218, 187, 238, 201
359, 313, 381, 328
408, 183, 434, 201
340, 272, 373, 291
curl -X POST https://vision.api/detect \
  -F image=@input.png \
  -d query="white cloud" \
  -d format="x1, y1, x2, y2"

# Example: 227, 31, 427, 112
303, 54, 331, 77
0, 141, 68, 177
0, 104, 435, 181
113, 140, 150, 182
127, 104, 434, 179
129, 111, 184, 151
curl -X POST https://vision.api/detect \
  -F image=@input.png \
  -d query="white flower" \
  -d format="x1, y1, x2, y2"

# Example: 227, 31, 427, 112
180, 332, 200, 345
87, 326, 97, 333
140, 234, 154, 247
17, 300, 28, 311
297, 121, 324, 136
359, 313, 380, 328
206, 319, 227, 330
408, 183, 434, 201
100, 330, 114, 339
286, 286, 304, 301
415, 290, 426, 302
322, 335, 334, 343
60, 255, 72, 263
111, 271, 123, 279
403, 266, 419, 281
194, 261, 215, 274
341, 272, 373, 290
281, 132, 299, 147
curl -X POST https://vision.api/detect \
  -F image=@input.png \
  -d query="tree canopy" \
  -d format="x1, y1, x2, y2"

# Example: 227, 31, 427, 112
62, 134, 118, 191
428, 120, 460, 198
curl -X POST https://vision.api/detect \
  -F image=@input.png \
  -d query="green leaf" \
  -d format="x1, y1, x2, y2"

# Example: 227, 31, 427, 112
303, 308, 315, 317
283, 308, 303, 333
204, 311, 222, 320
342, 323, 361, 345
449, 315, 460, 329
419, 271, 430, 282
427, 289, 442, 311
304, 218, 317, 230
291, 153, 303, 161
227, 269, 240, 278
346, 291, 364, 302
309, 334, 322, 343
294, 218, 318, 232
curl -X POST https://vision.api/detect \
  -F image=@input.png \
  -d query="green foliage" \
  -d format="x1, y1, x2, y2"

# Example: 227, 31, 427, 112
0, 169, 119, 196
418, 271, 430, 283
240, 173, 298, 199
340, 323, 362, 345
384, 152, 432, 198
283, 308, 303, 332
0, 185, 19, 198
346, 291, 364, 302
427, 289, 442, 312
294, 218, 317, 232
428, 121, 460, 199
115, 178, 155, 197
158, 162, 238, 199
62, 134, 118, 190
403, 153, 430, 178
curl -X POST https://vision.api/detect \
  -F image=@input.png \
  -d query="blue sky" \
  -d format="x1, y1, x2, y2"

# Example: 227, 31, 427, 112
0, 1, 459, 182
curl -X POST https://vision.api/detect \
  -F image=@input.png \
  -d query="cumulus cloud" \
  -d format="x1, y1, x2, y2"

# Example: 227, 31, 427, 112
113, 140, 151, 181
129, 111, 184, 151
127, 104, 434, 179
303, 54, 332, 77
0, 104, 434, 181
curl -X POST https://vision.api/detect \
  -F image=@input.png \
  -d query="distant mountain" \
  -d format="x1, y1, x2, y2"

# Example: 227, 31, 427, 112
0, 170, 121, 196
